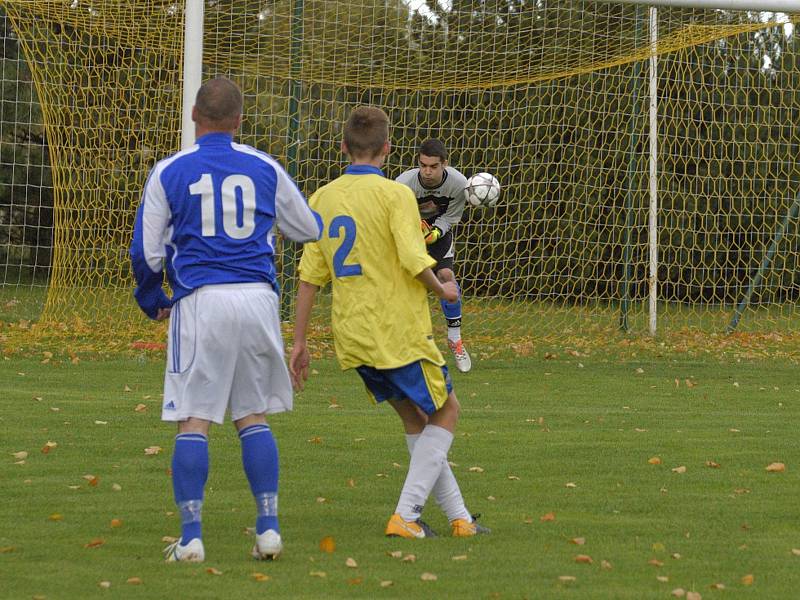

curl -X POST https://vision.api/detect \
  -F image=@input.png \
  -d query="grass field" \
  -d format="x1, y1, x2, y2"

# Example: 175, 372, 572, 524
2, 352, 799, 599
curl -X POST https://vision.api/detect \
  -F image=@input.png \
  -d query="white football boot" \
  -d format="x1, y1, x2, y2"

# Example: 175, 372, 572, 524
164, 537, 205, 563
448, 339, 472, 373
251, 529, 283, 560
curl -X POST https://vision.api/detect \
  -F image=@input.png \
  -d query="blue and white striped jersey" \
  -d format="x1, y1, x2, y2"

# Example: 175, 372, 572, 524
130, 132, 322, 319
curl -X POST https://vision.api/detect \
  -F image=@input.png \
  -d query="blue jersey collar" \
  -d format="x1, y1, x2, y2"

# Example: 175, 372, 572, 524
196, 132, 234, 145
345, 164, 385, 177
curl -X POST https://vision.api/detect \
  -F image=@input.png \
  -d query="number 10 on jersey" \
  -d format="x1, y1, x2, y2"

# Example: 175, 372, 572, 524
189, 173, 257, 239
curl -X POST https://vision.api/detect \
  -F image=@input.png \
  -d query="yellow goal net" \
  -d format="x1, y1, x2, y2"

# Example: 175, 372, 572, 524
2, 1, 800, 354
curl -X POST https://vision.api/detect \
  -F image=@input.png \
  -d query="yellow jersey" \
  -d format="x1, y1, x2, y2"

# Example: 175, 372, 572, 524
298, 164, 444, 370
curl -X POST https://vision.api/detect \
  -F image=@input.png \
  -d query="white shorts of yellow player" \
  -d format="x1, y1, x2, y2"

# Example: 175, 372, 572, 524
162, 283, 292, 424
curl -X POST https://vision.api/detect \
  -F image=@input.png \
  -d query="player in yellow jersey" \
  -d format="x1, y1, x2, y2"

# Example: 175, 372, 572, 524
289, 106, 489, 538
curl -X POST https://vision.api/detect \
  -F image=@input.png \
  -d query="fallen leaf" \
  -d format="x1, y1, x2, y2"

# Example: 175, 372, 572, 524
380, 581, 393, 588
558, 576, 576, 583
316, 497, 327, 503
110, 519, 123, 528
469, 466, 484, 473
635, 367, 644, 374
387, 550, 402, 558
452, 555, 468, 561
41, 441, 58, 454
741, 574, 754, 586
126, 577, 142, 585
308, 436, 322, 444
601, 560, 612, 570
791, 548, 800, 556
94, 421, 108, 425
686, 592, 701, 600
565, 482, 577, 488
319, 536, 335, 553
162, 536, 178, 543
134, 404, 147, 413
347, 577, 363, 585
84, 538, 105, 548
112, 483, 122, 492
657, 576, 669, 583
124, 385, 132, 392
507, 475, 520, 480
540, 512, 556, 522
345, 557, 357, 568
144, 446, 162, 455
98, 581, 111, 589
671, 466, 687, 474
569, 537, 586, 546
420, 573, 438, 581
710, 583, 725, 590
346, 478, 355, 488
401, 554, 417, 563
765, 462, 785, 473
206, 567, 223, 576
0, 547, 15, 553
705, 461, 720, 468
671, 589, 686, 598
574, 554, 593, 564
648, 559, 664, 567
83, 475, 99, 487
309, 571, 326, 578
251, 572, 271, 582
648, 456, 662, 465
48, 513, 63, 521
12, 451, 28, 460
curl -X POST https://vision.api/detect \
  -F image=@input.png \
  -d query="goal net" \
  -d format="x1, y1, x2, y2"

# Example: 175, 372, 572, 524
2, 0, 800, 353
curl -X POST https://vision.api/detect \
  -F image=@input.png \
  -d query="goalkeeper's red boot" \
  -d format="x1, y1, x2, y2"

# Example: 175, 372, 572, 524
448, 339, 472, 373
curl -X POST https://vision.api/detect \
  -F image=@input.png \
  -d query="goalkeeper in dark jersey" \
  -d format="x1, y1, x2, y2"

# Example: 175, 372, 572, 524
396, 139, 471, 373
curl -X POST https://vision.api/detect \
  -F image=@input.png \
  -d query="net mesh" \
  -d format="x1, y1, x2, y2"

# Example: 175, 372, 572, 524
2, 1, 800, 355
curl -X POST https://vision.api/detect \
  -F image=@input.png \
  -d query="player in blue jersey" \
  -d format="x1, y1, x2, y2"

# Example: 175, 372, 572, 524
130, 77, 322, 563
289, 106, 489, 538
396, 140, 472, 373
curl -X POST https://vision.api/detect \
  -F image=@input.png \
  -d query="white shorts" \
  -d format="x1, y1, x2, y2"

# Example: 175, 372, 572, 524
162, 283, 293, 424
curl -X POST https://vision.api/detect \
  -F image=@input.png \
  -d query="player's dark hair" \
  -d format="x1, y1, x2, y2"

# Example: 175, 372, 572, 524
344, 106, 389, 160
194, 77, 243, 129
419, 138, 448, 161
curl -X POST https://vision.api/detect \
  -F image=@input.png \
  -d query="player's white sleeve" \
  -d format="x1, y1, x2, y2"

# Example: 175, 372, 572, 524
130, 166, 173, 319
274, 168, 322, 243
434, 169, 468, 234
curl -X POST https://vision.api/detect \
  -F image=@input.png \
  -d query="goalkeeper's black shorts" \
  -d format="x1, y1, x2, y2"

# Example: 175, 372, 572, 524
428, 230, 455, 273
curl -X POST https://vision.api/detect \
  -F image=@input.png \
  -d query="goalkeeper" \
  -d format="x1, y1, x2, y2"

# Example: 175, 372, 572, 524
396, 139, 471, 373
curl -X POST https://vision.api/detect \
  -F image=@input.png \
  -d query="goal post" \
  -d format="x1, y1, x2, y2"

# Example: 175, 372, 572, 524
2, 1, 800, 352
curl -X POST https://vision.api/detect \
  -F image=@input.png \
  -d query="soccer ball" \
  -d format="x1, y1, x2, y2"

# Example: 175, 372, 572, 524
464, 172, 501, 208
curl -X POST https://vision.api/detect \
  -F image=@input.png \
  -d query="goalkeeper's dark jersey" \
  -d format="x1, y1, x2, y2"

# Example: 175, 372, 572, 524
395, 166, 468, 236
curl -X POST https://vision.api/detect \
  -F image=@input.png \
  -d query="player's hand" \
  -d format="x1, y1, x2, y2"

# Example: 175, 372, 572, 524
289, 341, 311, 391
420, 221, 442, 245
440, 281, 459, 303
155, 307, 171, 321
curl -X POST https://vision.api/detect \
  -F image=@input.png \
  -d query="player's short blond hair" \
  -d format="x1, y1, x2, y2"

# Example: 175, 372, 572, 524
194, 77, 242, 129
343, 106, 389, 160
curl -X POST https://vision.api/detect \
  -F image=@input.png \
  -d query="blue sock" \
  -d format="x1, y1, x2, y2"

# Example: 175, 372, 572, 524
171, 433, 209, 544
440, 283, 462, 324
239, 424, 280, 534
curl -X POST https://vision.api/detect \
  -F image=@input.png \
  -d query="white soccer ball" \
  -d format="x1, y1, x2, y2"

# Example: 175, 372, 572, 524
464, 172, 501, 208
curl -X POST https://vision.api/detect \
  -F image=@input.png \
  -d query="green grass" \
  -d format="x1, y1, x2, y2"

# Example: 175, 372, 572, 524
2, 354, 799, 599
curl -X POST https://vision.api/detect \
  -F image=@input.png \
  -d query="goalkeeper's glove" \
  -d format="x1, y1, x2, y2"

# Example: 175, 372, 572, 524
421, 221, 443, 245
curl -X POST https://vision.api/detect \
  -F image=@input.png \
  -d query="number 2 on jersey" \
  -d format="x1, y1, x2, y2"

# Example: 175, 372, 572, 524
189, 173, 256, 239
329, 215, 362, 277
